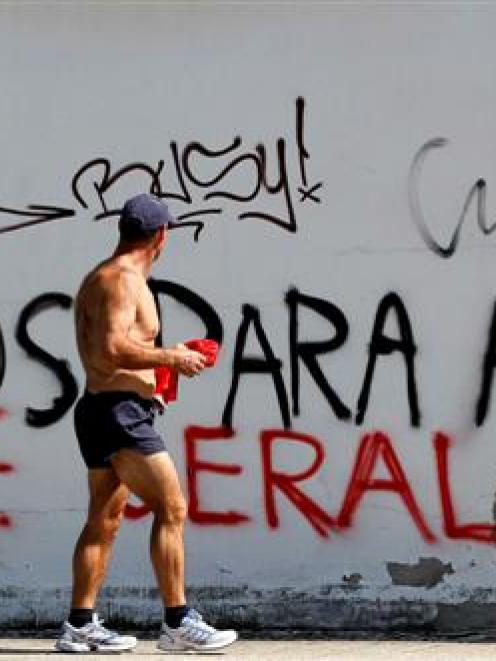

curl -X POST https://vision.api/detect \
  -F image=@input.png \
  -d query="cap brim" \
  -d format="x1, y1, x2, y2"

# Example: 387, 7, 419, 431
163, 206, 180, 228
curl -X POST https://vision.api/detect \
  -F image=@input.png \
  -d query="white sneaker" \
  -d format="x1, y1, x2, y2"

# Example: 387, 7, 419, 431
157, 609, 237, 652
55, 613, 137, 653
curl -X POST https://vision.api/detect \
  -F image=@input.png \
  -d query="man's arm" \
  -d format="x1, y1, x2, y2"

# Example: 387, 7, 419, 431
98, 271, 206, 376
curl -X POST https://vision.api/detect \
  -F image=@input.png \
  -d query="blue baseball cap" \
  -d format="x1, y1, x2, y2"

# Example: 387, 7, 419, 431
119, 193, 177, 238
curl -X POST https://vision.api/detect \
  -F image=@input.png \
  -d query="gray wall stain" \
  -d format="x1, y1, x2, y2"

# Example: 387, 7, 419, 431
387, 557, 454, 589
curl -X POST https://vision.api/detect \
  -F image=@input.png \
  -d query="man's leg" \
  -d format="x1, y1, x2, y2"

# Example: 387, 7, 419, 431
110, 449, 186, 607
71, 467, 129, 609
56, 467, 137, 653
110, 447, 237, 651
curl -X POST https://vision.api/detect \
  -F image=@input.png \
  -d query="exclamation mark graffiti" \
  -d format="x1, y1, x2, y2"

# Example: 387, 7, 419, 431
296, 97, 323, 204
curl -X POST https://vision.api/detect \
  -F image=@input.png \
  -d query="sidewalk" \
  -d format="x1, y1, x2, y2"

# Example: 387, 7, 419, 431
1, 639, 496, 659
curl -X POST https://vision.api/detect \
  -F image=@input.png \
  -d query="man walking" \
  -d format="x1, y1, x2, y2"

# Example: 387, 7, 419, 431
56, 194, 237, 653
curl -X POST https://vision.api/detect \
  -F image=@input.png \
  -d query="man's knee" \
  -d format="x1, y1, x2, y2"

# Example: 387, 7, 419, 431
154, 497, 188, 527
86, 508, 125, 542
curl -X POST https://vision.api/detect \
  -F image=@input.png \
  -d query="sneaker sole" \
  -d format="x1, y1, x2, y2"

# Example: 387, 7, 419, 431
157, 631, 238, 652
55, 640, 137, 653
55, 640, 92, 653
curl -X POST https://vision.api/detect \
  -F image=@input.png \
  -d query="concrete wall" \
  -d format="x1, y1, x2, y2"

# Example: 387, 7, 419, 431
1, 3, 496, 631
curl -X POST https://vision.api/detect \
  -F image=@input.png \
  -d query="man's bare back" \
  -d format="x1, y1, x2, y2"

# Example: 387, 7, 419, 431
75, 255, 206, 399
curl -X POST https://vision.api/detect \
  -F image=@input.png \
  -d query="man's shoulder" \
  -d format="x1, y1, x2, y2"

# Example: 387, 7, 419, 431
87, 261, 142, 290
76, 261, 146, 310
100, 266, 149, 307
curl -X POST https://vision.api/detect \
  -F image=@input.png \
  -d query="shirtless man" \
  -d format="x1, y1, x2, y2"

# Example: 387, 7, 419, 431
56, 193, 237, 653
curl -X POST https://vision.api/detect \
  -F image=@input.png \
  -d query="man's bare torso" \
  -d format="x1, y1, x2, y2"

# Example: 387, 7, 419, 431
75, 258, 159, 399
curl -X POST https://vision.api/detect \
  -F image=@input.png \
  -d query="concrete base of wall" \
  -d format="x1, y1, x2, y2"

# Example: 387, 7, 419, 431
3, 585, 496, 634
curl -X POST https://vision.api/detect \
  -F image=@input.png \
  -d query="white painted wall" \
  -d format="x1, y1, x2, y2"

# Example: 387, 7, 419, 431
0, 2, 496, 627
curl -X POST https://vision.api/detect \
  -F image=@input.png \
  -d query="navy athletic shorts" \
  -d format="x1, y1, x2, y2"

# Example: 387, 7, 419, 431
74, 390, 166, 469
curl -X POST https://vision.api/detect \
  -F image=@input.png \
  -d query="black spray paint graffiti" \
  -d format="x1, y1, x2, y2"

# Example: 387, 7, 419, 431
222, 304, 291, 429
15, 293, 78, 427
149, 279, 223, 346
221, 290, 420, 428
409, 137, 496, 257
0, 325, 4, 391
0, 98, 322, 240
4, 283, 496, 429
355, 293, 420, 427
476, 301, 496, 426
1, 283, 478, 431
10, 281, 222, 428
286, 288, 350, 422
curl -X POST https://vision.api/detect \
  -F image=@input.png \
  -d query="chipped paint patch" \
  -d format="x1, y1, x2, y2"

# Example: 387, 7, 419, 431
387, 558, 454, 589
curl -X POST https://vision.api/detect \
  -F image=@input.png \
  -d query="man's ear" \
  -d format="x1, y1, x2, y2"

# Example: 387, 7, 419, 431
157, 226, 166, 243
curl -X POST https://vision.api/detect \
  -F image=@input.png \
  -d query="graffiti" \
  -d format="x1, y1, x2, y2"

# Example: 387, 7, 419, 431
9, 281, 221, 431
149, 279, 223, 346
0, 410, 13, 529
435, 432, 496, 542
223, 291, 420, 429
222, 304, 291, 429
355, 293, 419, 427
178, 427, 496, 543
261, 429, 435, 541
4, 285, 496, 432
124, 499, 152, 521
1, 280, 496, 541
409, 137, 496, 258
0, 98, 321, 239
186, 426, 250, 526
286, 288, 350, 421
0, 205, 75, 236
4, 121, 496, 260
337, 432, 435, 543
8, 285, 423, 433
261, 428, 335, 538
15, 293, 78, 428
0, 513, 12, 529
123, 427, 437, 539
0, 326, 4, 392
475, 300, 496, 426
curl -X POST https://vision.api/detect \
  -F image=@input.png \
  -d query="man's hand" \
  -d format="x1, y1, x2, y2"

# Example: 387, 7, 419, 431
171, 346, 207, 377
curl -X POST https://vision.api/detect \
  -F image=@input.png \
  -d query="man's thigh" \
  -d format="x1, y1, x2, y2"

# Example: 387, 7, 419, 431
110, 450, 184, 512
87, 468, 129, 520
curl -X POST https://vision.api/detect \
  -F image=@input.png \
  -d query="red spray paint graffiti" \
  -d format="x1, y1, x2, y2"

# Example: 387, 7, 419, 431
185, 425, 251, 525
121, 425, 496, 547
337, 432, 436, 543
0, 408, 14, 529
435, 431, 496, 543
124, 501, 151, 520
260, 429, 335, 538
